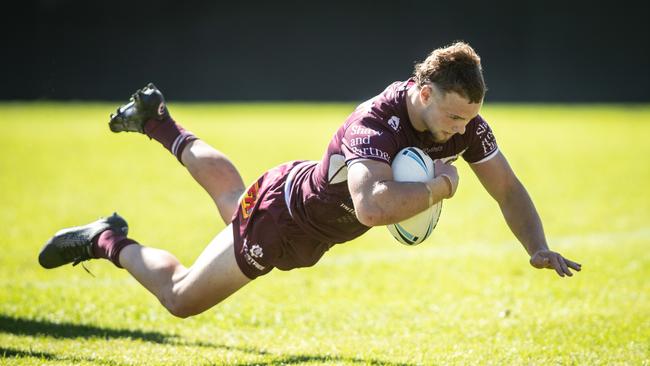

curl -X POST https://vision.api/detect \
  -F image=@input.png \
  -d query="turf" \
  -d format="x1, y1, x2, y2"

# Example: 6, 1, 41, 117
0, 102, 649, 365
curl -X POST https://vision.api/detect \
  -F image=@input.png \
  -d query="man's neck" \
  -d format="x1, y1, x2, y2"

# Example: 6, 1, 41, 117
406, 86, 427, 132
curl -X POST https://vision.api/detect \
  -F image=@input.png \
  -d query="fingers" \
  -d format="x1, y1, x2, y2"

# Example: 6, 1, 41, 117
555, 254, 583, 277
558, 256, 572, 277
530, 249, 583, 278
549, 254, 565, 277
549, 253, 583, 277
564, 258, 582, 272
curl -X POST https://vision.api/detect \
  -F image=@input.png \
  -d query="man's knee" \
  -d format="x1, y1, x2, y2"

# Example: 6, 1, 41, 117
165, 303, 197, 319
161, 292, 204, 319
157, 272, 204, 318
216, 189, 244, 221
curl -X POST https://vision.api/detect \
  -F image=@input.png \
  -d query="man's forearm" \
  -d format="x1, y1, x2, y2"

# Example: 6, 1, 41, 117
499, 181, 549, 256
363, 177, 449, 226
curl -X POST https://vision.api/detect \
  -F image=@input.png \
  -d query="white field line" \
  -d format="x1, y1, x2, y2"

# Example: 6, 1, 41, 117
321, 227, 650, 267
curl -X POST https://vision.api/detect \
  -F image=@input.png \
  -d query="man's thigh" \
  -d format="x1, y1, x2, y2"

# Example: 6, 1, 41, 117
175, 224, 251, 313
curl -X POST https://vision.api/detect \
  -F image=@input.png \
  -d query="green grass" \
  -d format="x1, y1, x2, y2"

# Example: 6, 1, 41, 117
1, 102, 649, 365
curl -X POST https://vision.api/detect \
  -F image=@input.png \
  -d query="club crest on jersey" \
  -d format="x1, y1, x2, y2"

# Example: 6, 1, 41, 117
241, 181, 260, 219
388, 116, 400, 131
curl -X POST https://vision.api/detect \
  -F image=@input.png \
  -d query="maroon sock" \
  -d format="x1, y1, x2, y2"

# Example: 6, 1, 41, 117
92, 230, 138, 268
144, 117, 198, 164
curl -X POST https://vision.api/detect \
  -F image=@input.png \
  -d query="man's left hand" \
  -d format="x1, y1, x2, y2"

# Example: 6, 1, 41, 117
530, 250, 582, 277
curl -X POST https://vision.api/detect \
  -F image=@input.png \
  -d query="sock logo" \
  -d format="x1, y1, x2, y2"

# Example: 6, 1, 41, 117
157, 102, 166, 116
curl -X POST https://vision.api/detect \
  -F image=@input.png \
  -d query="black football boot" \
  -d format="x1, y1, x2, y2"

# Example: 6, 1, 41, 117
109, 83, 170, 134
38, 213, 128, 269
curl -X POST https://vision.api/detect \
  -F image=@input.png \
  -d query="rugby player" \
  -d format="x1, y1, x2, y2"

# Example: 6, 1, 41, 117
39, 42, 581, 318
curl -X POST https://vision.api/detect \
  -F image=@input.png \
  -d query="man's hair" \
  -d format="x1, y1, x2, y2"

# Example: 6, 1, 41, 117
413, 41, 486, 103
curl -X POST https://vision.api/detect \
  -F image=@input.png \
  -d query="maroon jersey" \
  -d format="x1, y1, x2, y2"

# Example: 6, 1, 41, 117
285, 79, 499, 244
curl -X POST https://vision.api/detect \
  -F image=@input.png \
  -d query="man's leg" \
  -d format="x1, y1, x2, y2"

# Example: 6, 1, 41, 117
40, 83, 252, 317
105, 84, 249, 315
118, 224, 250, 318
180, 140, 244, 224
108, 83, 246, 224
39, 214, 251, 318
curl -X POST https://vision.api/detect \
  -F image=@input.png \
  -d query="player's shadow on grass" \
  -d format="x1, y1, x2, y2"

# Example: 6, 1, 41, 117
0, 346, 129, 365
0, 313, 169, 343
1, 347, 57, 360
0, 315, 414, 366
229, 355, 415, 366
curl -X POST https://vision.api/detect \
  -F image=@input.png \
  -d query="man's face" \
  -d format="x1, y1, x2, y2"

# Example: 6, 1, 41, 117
420, 86, 482, 143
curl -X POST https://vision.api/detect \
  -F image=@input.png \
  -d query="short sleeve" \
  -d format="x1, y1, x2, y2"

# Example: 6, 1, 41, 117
341, 118, 399, 166
462, 115, 499, 164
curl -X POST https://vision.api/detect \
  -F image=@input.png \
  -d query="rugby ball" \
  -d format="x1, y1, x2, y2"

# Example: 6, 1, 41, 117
387, 147, 443, 245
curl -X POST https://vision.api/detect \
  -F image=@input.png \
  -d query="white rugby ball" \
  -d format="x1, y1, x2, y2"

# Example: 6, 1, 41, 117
387, 147, 443, 245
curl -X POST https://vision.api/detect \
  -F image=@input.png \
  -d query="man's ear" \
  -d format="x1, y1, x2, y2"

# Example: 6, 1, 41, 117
420, 84, 433, 105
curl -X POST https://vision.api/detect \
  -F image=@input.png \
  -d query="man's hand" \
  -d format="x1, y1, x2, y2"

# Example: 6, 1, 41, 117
433, 160, 459, 198
530, 250, 582, 277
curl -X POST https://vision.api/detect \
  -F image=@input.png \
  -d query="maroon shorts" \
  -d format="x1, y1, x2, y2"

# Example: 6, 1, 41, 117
231, 161, 332, 279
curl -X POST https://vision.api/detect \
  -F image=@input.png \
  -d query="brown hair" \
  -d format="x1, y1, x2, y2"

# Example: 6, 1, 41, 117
413, 41, 486, 103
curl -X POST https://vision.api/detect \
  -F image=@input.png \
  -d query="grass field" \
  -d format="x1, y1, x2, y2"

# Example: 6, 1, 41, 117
1, 102, 649, 365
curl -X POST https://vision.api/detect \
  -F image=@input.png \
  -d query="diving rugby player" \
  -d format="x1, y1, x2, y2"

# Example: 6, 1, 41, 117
39, 42, 581, 318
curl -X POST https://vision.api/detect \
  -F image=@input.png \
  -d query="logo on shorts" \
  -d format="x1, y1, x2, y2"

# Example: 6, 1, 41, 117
339, 202, 355, 215
250, 244, 263, 259
388, 116, 400, 131
242, 240, 265, 271
241, 181, 260, 219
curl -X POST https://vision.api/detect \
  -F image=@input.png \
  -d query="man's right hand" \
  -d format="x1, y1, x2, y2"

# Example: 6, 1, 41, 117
433, 160, 459, 198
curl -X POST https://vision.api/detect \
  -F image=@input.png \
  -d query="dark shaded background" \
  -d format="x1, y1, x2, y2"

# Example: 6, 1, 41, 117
4, 0, 649, 102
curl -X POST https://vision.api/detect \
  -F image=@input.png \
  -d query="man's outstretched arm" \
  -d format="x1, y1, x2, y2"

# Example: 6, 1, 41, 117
470, 152, 582, 277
